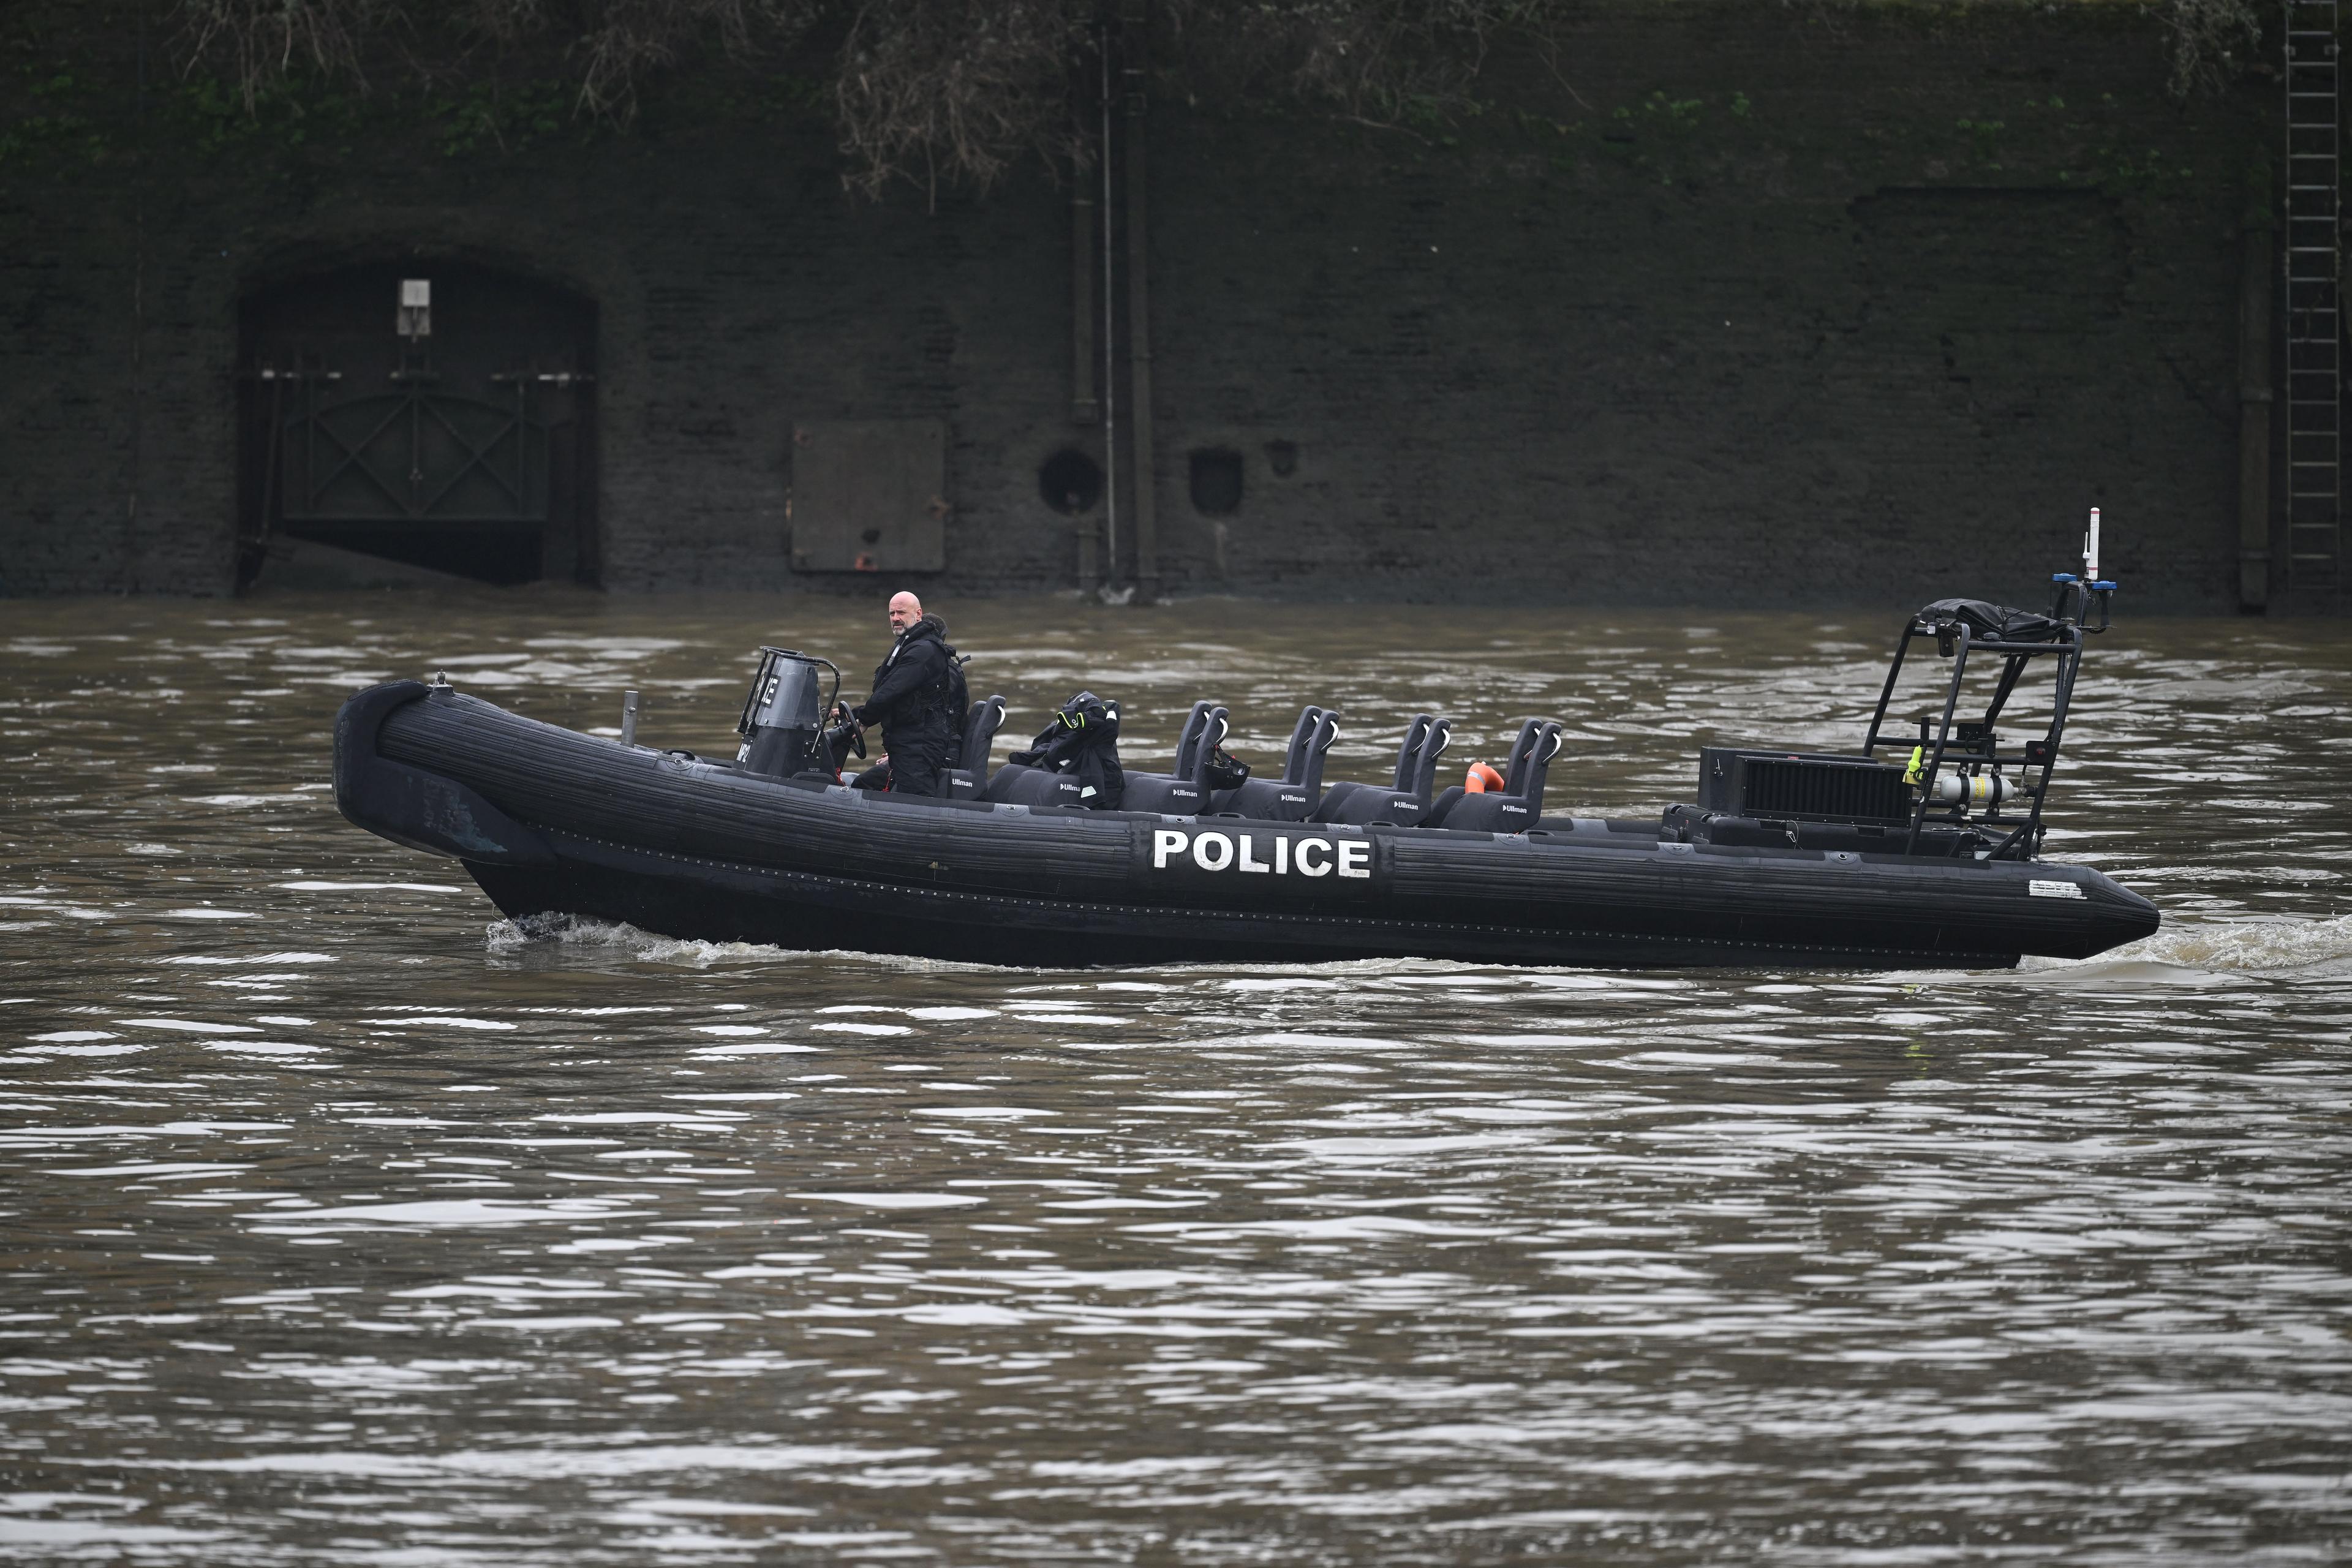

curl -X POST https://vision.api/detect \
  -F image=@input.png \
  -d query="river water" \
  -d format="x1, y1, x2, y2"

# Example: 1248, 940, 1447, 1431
2, 589, 2348, 1565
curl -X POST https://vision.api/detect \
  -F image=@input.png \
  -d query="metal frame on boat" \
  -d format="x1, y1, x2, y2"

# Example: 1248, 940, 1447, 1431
1860, 571, 2114, 859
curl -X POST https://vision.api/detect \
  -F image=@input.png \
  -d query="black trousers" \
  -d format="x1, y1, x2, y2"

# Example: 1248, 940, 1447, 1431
851, 746, 948, 798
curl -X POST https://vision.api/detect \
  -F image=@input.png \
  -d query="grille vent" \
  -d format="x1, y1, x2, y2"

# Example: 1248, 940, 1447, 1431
1698, 748, 1912, 824
1741, 758, 1911, 824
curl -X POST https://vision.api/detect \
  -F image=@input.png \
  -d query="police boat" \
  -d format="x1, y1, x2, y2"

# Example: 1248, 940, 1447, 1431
333, 559, 2158, 970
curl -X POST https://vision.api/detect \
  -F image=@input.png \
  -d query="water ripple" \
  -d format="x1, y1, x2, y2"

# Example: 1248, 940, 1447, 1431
0, 598, 2346, 1562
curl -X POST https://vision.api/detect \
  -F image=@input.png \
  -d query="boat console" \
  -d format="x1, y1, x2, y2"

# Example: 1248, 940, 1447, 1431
733, 646, 841, 780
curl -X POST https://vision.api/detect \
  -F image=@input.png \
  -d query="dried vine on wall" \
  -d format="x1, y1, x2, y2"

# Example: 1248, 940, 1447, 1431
165, 0, 2268, 197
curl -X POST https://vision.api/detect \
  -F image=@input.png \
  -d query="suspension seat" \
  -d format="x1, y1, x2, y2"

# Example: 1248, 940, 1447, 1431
1211, 707, 1340, 821
944, 694, 1008, 801
1121, 707, 1229, 816
1309, 714, 1452, 826
980, 763, 1090, 808
1425, 719, 1564, 834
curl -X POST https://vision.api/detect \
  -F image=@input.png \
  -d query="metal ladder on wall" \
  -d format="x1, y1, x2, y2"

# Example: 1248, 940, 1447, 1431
2285, 0, 2343, 598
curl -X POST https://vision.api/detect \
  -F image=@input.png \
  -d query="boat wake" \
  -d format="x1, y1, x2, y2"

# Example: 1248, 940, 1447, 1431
483, 905, 2351, 988
485, 912, 804, 968
2015, 912, 2352, 984
483, 913, 995, 972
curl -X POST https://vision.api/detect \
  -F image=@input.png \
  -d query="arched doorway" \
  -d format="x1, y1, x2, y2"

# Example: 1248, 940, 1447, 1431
236, 262, 597, 587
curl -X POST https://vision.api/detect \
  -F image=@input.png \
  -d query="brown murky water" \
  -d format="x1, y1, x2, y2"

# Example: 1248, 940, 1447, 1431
2, 589, 2349, 1564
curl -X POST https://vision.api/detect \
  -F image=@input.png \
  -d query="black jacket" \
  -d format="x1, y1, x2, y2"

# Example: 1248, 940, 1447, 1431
1009, 690, 1124, 809
853, 615, 957, 761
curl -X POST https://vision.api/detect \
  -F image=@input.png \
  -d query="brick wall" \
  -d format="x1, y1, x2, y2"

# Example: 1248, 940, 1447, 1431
0, 2, 2274, 609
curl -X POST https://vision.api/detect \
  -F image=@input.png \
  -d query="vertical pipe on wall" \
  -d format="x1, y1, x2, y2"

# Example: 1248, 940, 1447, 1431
1121, 0, 1158, 605
1098, 22, 1119, 595
1070, 150, 1097, 424
1072, 103, 1099, 592
578, 350, 602, 587
122, 2, 148, 592
2240, 160, 2275, 611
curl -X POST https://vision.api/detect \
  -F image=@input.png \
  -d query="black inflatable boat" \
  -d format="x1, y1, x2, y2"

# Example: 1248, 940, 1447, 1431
334, 574, 2158, 970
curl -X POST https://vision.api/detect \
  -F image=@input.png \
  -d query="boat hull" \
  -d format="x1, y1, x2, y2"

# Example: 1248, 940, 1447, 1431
335, 682, 2162, 970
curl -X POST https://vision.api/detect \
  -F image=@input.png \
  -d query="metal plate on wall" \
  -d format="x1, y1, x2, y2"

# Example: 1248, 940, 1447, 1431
790, 420, 948, 573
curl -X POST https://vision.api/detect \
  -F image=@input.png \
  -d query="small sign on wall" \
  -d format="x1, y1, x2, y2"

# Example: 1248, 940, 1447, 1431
397, 279, 431, 339
789, 420, 948, 573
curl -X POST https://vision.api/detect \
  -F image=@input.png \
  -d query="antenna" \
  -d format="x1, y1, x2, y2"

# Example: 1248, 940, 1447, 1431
2083, 506, 2101, 582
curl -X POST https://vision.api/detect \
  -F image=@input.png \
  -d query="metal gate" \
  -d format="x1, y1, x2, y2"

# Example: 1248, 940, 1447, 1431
238, 264, 597, 587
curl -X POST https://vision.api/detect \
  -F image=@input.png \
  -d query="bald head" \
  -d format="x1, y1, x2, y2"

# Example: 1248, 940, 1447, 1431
887, 592, 922, 635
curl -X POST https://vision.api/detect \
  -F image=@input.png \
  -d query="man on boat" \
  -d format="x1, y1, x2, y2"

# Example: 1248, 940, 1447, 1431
837, 590, 959, 797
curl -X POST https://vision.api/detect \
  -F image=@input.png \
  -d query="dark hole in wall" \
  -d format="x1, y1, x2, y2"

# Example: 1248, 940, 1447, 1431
1039, 448, 1103, 514
1189, 448, 1243, 514
236, 260, 598, 590
1265, 440, 1297, 477
298, 527, 549, 585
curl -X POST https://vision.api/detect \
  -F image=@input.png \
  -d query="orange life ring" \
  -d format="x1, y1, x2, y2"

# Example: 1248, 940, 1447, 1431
1464, 762, 1506, 794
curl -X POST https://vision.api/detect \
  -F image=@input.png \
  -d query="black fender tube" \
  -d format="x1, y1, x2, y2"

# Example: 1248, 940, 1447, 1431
334, 682, 557, 867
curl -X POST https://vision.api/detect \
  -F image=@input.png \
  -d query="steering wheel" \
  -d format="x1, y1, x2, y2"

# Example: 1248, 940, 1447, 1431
824, 706, 865, 764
